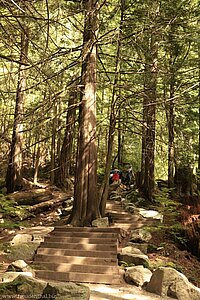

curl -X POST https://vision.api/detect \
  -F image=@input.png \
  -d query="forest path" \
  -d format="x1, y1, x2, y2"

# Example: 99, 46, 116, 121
31, 188, 173, 299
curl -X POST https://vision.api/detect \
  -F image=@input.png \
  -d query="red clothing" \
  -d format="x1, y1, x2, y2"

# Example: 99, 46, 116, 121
112, 172, 120, 181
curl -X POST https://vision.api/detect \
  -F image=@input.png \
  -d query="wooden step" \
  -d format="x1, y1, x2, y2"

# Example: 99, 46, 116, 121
35, 270, 121, 284
34, 262, 117, 274
40, 241, 117, 251
43, 236, 117, 244
48, 231, 118, 238
32, 226, 120, 284
37, 247, 116, 258
53, 226, 121, 233
34, 254, 118, 265
32, 194, 149, 285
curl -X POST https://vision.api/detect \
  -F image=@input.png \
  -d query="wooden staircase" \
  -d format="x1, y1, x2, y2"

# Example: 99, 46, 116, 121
32, 198, 147, 284
33, 226, 122, 284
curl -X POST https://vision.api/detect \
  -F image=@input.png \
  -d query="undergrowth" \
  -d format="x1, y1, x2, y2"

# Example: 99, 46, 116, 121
0, 193, 32, 228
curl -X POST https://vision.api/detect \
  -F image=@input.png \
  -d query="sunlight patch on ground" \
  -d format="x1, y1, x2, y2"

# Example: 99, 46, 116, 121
88, 284, 159, 300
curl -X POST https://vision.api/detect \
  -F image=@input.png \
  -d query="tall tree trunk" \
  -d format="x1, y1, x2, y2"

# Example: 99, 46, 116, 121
51, 98, 56, 184
33, 146, 40, 184
198, 15, 200, 190
55, 83, 77, 190
141, 2, 159, 200
69, 0, 100, 226
117, 108, 123, 166
99, 0, 124, 216
6, 23, 29, 193
168, 71, 175, 188
167, 30, 175, 188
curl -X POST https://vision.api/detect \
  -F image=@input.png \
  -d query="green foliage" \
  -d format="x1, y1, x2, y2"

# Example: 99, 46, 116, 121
149, 259, 183, 273
147, 243, 164, 253
118, 260, 135, 268
0, 194, 31, 220
165, 223, 189, 248
0, 193, 31, 229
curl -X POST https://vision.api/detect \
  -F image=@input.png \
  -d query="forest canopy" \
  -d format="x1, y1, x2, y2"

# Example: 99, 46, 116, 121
0, 0, 200, 214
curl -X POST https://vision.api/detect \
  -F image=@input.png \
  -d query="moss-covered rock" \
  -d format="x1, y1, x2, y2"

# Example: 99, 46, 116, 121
0, 275, 90, 300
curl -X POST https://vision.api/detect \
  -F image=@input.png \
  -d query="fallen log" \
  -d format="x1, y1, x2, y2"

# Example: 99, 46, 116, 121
7, 189, 53, 205
27, 193, 73, 215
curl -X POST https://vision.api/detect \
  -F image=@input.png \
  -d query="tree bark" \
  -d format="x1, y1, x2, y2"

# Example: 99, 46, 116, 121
141, 2, 159, 200
55, 83, 77, 189
69, 0, 100, 226
167, 31, 176, 188
99, 0, 125, 216
6, 22, 29, 193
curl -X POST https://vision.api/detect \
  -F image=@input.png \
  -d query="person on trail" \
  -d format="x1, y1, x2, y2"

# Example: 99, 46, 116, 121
110, 168, 121, 184
112, 170, 120, 183
121, 165, 133, 188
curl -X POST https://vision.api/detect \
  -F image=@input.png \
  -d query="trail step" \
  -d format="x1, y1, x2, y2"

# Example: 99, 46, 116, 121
32, 227, 121, 284
32, 196, 149, 284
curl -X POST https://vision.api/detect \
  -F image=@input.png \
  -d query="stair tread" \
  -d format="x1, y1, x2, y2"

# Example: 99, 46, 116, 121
33, 262, 118, 274
35, 270, 121, 284
40, 242, 117, 251
34, 254, 118, 265
32, 195, 149, 284
42, 236, 117, 244
37, 247, 117, 258
49, 232, 118, 237
53, 226, 121, 232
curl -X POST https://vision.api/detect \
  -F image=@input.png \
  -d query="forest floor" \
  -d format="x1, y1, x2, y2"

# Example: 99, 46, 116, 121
0, 182, 199, 299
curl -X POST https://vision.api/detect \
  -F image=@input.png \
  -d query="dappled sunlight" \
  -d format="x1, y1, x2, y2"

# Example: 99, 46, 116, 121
87, 283, 165, 300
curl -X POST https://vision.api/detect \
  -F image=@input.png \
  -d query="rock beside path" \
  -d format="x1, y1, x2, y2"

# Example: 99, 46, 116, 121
0, 274, 90, 300
146, 267, 200, 300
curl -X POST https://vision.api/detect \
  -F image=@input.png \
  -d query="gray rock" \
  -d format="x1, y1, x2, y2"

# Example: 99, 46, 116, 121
125, 265, 152, 287
0, 271, 33, 283
7, 260, 35, 276
127, 242, 148, 254
41, 281, 90, 300
121, 246, 144, 255
92, 217, 109, 227
130, 229, 152, 243
0, 275, 90, 300
10, 234, 33, 246
138, 208, 163, 222
7, 259, 27, 271
118, 246, 149, 267
146, 267, 200, 300
7, 242, 40, 261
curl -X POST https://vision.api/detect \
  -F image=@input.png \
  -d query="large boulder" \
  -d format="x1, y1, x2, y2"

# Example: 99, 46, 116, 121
10, 234, 33, 245
0, 275, 90, 300
146, 267, 200, 300
118, 246, 149, 267
124, 265, 152, 287
7, 242, 39, 261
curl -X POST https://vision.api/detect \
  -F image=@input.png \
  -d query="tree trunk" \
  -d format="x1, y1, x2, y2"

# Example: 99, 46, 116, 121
33, 146, 40, 184
55, 83, 77, 189
6, 24, 29, 193
167, 30, 176, 188
198, 16, 200, 190
50, 98, 56, 184
69, 0, 100, 226
99, 0, 124, 216
141, 2, 159, 200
